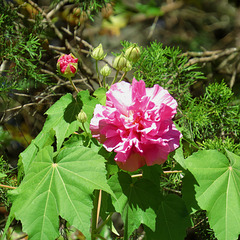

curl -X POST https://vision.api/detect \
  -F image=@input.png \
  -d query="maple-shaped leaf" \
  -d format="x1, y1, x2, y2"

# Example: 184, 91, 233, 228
18, 129, 55, 175
108, 172, 160, 239
144, 194, 191, 240
44, 93, 82, 150
10, 145, 113, 240
185, 149, 240, 240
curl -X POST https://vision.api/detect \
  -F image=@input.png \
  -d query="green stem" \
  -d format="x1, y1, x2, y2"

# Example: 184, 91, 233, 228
68, 77, 79, 93
91, 190, 100, 240
94, 234, 106, 240
119, 72, 127, 82
81, 122, 88, 136
111, 70, 119, 86
96, 60, 102, 87
102, 76, 106, 88
96, 212, 113, 233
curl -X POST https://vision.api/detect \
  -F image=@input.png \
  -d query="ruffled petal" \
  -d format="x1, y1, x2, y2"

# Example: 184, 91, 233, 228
90, 79, 182, 172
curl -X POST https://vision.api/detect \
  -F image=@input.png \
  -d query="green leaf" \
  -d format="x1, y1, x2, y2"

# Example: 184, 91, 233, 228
93, 87, 107, 105
182, 170, 200, 213
142, 164, 163, 187
10, 145, 113, 240
19, 129, 55, 175
174, 145, 187, 169
185, 150, 240, 240
145, 194, 191, 240
0, 172, 7, 178
77, 90, 99, 133
108, 172, 160, 239
44, 93, 82, 150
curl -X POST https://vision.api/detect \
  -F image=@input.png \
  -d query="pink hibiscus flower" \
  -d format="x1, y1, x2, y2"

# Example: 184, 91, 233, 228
90, 78, 182, 171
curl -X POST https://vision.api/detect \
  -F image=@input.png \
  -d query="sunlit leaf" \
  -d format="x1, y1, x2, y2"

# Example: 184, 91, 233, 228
10, 145, 113, 239
93, 87, 107, 105
18, 129, 55, 175
44, 93, 82, 150
185, 150, 240, 240
174, 145, 187, 169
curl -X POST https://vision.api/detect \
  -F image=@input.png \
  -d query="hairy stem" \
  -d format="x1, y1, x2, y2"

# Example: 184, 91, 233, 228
96, 60, 102, 87
68, 77, 79, 93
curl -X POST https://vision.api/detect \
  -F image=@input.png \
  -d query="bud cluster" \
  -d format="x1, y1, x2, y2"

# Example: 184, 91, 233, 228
90, 42, 141, 86
112, 44, 141, 72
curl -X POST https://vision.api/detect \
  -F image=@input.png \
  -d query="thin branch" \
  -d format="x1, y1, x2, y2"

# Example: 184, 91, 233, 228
47, 0, 70, 18
27, 0, 63, 40
163, 170, 182, 174
182, 47, 240, 66
0, 184, 17, 190
131, 170, 182, 179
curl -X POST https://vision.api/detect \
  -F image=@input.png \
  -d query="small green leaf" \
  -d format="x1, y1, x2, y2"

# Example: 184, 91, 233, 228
108, 172, 160, 239
93, 87, 107, 105
145, 194, 191, 240
44, 93, 82, 150
185, 150, 240, 240
10, 145, 113, 239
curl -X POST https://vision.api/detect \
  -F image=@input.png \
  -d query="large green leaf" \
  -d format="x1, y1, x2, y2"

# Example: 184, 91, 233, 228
108, 172, 160, 239
44, 93, 82, 150
185, 150, 240, 240
10, 145, 113, 240
145, 194, 191, 240
19, 129, 55, 175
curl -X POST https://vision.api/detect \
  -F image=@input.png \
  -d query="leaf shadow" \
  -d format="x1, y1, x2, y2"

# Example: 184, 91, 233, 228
63, 96, 83, 123
182, 169, 201, 213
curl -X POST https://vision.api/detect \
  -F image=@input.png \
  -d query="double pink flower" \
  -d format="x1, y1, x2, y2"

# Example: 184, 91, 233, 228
90, 78, 182, 171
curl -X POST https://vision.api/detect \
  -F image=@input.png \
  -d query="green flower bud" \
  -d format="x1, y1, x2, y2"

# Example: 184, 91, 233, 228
122, 60, 132, 72
91, 44, 107, 61
112, 54, 128, 71
77, 109, 88, 123
100, 64, 112, 77
125, 45, 141, 63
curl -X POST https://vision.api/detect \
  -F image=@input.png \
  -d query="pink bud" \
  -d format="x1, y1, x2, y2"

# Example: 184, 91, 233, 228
57, 54, 78, 78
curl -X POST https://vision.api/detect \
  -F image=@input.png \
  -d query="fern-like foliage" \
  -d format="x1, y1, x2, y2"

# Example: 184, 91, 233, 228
179, 81, 240, 142
0, 2, 48, 92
